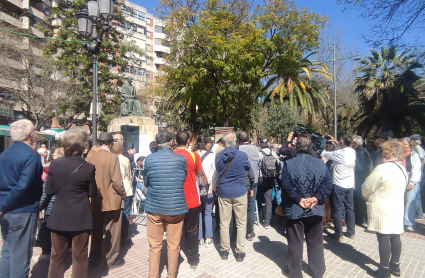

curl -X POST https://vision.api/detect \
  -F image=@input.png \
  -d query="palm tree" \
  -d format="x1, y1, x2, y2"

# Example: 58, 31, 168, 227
264, 53, 333, 115
354, 46, 425, 137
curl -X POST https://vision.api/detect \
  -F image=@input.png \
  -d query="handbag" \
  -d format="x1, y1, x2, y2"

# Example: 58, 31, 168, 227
199, 151, 212, 196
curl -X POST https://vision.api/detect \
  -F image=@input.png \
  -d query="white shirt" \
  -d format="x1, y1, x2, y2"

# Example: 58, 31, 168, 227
321, 147, 356, 189
196, 150, 218, 191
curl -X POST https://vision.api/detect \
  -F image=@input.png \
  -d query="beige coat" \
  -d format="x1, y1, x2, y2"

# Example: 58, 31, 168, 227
362, 162, 408, 234
118, 154, 133, 197
86, 149, 125, 211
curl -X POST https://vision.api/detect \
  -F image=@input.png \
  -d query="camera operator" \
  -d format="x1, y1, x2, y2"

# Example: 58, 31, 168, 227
279, 132, 319, 159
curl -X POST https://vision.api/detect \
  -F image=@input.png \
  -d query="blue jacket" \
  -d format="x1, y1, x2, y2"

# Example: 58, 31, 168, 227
39, 182, 55, 215
143, 147, 188, 216
216, 147, 251, 198
0, 142, 43, 214
281, 153, 332, 220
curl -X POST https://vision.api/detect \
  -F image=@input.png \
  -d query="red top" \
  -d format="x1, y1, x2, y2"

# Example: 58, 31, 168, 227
174, 148, 202, 209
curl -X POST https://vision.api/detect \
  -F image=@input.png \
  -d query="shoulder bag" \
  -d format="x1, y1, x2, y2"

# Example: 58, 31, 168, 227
216, 158, 235, 192
199, 151, 212, 196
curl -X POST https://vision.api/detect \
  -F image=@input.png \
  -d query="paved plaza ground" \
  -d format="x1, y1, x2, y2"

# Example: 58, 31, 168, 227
4, 216, 425, 277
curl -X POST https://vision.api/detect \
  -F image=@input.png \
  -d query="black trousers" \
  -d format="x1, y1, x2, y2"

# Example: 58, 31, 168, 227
184, 205, 201, 261
353, 189, 367, 225
376, 233, 402, 267
261, 185, 273, 225
38, 215, 52, 254
287, 216, 326, 278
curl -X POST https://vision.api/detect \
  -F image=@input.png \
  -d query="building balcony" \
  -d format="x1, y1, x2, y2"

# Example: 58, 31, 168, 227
0, 10, 21, 28
153, 57, 166, 65
5, 0, 23, 9
153, 32, 166, 40
153, 44, 170, 54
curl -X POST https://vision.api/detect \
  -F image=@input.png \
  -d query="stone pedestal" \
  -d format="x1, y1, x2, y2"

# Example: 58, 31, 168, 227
107, 115, 158, 143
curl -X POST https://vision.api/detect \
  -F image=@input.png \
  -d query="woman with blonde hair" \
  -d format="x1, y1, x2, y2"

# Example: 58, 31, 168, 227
362, 139, 408, 278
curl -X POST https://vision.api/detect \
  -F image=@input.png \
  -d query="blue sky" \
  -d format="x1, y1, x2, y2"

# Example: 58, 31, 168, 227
133, 0, 415, 55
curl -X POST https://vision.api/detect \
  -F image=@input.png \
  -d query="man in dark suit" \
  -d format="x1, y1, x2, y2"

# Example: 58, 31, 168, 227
86, 132, 126, 270
0, 119, 43, 278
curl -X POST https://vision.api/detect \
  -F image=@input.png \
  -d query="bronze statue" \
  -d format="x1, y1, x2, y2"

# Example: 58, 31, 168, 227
120, 76, 143, 116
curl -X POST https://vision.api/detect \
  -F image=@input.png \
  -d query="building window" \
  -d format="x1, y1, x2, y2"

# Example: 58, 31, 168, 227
121, 5, 146, 21
146, 71, 151, 78
154, 38, 162, 45
154, 26, 166, 34
146, 44, 150, 51
146, 58, 151, 64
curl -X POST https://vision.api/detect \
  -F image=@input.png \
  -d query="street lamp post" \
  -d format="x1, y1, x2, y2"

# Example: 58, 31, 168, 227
337, 116, 355, 134
76, 0, 114, 145
331, 45, 363, 140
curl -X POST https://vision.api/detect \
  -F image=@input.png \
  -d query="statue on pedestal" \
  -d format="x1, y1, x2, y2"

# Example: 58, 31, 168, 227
120, 77, 143, 116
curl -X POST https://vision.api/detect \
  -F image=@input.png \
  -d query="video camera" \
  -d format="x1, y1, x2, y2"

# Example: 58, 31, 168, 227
292, 124, 328, 153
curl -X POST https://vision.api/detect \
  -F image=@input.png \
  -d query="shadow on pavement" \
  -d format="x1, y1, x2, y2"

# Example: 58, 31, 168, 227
323, 235, 378, 273
253, 236, 288, 273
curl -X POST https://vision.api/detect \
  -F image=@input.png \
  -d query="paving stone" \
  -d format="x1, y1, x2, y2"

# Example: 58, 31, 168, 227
1, 218, 425, 277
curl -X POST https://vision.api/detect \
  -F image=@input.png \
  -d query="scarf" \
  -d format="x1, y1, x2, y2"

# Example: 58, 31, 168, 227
402, 148, 411, 168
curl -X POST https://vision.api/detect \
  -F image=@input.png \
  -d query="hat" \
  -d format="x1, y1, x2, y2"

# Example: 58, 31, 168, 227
155, 131, 173, 144
97, 132, 116, 142
258, 136, 269, 147
410, 134, 421, 141
374, 133, 389, 141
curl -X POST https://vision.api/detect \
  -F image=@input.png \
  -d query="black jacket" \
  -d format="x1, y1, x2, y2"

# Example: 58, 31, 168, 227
45, 155, 97, 231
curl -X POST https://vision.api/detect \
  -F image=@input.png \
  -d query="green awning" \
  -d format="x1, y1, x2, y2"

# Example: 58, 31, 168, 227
0, 125, 9, 136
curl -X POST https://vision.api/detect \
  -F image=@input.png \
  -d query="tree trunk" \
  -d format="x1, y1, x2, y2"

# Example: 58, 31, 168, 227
381, 115, 390, 133
190, 98, 197, 131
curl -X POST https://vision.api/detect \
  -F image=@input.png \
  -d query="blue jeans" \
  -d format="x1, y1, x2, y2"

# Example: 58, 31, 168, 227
405, 182, 421, 226
415, 188, 423, 219
0, 212, 38, 278
199, 193, 214, 240
121, 196, 134, 241
332, 185, 355, 237
247, 185, 258, 234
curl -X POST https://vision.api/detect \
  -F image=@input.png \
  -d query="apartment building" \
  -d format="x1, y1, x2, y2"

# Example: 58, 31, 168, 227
0, 0, 51, 37
119, 1, 169, 90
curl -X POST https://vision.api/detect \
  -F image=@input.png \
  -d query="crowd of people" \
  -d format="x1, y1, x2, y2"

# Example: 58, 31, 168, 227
0, 119, 424, 278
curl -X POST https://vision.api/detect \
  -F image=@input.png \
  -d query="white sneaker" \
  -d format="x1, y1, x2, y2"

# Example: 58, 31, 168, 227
406, 225, 414, 232
33, 254, 50, 262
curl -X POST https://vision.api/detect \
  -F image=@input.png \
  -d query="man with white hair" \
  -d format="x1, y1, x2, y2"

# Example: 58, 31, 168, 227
351, 135, 372, 225
214, 131, 251, 262
0, 119, 43, 277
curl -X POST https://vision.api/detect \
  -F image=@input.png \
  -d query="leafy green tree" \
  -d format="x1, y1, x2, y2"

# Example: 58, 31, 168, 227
159, 0, 326, 128
354, 46, 425, 137
43, 0, 146, 130
265, 54, 332, 115
254, 103, 303, 143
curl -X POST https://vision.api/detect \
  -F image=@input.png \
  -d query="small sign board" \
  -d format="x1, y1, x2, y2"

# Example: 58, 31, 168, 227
214, 127, 234, 141
0, 101, 13, 118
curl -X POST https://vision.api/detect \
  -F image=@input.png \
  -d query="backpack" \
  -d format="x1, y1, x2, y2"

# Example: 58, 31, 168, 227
260, 150, 279, 179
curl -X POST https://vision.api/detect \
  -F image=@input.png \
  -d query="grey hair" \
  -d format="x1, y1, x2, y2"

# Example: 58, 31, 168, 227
413, 139, 422, 145
37, 148, 47, 156
352, 135, 363, 146
10, 119, 35, 141
401, 137, 414, 149
222, 131, 237, 148
158, 142, 171, 149
62, 128, 89, 157
295, 133, 311, 153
